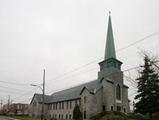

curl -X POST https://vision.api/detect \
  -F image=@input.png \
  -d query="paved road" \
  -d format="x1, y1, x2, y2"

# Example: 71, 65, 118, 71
0, 116, 14, 120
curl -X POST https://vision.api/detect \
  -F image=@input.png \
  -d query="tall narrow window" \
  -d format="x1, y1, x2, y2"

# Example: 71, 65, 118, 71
124, 108, 126, 112
69, 114, 71, 119
51, 104, 53, 110
102, 105, 105, 111
84, 111, 86, 119
53, 103, 55, 110
79, 99, 81, 106
84, 96, 87, 103
56, 103, 58, 110
62, 102, 64, 109
59, 102, 61, 109
117, 106, 121, 112
66, 101, 68, 109
70, 101, 72, 109
116, 84, 121, 100
75, 100, 77, 105
111, 106, 113, 111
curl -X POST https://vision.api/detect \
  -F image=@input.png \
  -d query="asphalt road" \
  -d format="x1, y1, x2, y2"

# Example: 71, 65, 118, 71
0, 116, 13, 120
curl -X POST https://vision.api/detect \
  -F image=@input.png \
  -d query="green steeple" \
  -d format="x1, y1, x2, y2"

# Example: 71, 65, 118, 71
98, 14, 122, 71
104, 14, 116, 60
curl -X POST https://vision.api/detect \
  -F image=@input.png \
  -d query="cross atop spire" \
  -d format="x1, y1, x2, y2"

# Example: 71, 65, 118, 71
104, 14, 116, 60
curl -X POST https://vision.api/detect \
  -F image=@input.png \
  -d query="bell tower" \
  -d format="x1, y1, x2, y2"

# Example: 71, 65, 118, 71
98, 14, 123, 81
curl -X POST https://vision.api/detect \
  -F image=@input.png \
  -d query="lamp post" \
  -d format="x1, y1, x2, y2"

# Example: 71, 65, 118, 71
31, 69, 45, 120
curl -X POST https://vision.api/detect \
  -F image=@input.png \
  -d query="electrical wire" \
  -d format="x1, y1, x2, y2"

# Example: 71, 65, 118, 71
47, 31, 159, 84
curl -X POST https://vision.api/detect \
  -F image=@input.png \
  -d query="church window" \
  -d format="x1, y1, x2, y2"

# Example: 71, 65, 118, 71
84, 111, 86, 119
33, 101, 37, 106
117, 106, 121, 112
69, 114, 71, 119
75, 99, 77, 105
116, 84, 121, 100
53, 103, 55, 110
66, 101, 69, 109
48, 104, 50, 110
59, 102, 61, 109
111, 106, 113, 111
50, 104, 52, 110
102, 105, 105, 111
56, 103, 58, 110
62, 102, 64, 109
70, 101, 72, 109
79, 99, 81, 106
124, 108, 126, 112
84, 96, 87, 103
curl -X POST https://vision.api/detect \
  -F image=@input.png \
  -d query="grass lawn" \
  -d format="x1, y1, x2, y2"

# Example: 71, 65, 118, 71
91, 112, 146, 120
13, 116, 40, 120
99, 114, 138, 120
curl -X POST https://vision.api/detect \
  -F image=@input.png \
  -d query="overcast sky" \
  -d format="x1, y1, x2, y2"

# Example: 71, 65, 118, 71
0, 0, 159, 105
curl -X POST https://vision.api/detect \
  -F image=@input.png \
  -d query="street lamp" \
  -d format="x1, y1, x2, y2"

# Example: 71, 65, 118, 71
31, 69, 45, 120
30, 84, 43, 90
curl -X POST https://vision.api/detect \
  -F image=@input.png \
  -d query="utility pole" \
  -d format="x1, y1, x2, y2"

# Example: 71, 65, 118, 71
31, 69, 45, 120
41, 69, 45, 120
8, 95, 10, 113
0, 99, 2, 110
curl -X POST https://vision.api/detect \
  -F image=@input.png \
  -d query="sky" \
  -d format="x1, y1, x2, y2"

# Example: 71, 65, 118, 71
0, 0, 159, 107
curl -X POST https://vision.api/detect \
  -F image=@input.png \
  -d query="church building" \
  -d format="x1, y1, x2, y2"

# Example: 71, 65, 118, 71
29, 14, 130, 119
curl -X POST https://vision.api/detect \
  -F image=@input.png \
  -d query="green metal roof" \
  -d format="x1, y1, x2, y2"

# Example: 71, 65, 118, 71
48, 79, 102, 103
30, 93, 52, 104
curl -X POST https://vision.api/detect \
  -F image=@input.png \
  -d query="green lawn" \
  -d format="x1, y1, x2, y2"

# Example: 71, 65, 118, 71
99, 114, 138, 120
91, 112, 147, 120
13, 116, 40, 120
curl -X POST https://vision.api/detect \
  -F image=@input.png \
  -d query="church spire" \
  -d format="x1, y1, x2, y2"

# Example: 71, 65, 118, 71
104, 13, 116, 60
98, 13, 122, 71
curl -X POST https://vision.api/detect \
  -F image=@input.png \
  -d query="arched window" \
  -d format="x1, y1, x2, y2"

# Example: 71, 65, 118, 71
116, 84, 121, 100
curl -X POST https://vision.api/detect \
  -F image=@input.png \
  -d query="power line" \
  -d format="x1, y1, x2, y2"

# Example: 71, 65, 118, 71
47, 65, 140, 94
12, 87, 39, 101
0, 85, 28, 92
117, 31, 159, 52
0, 31, 158, 88
47, 31, 159, 84
0, 80, 29, 86
0, 89, 18, 94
